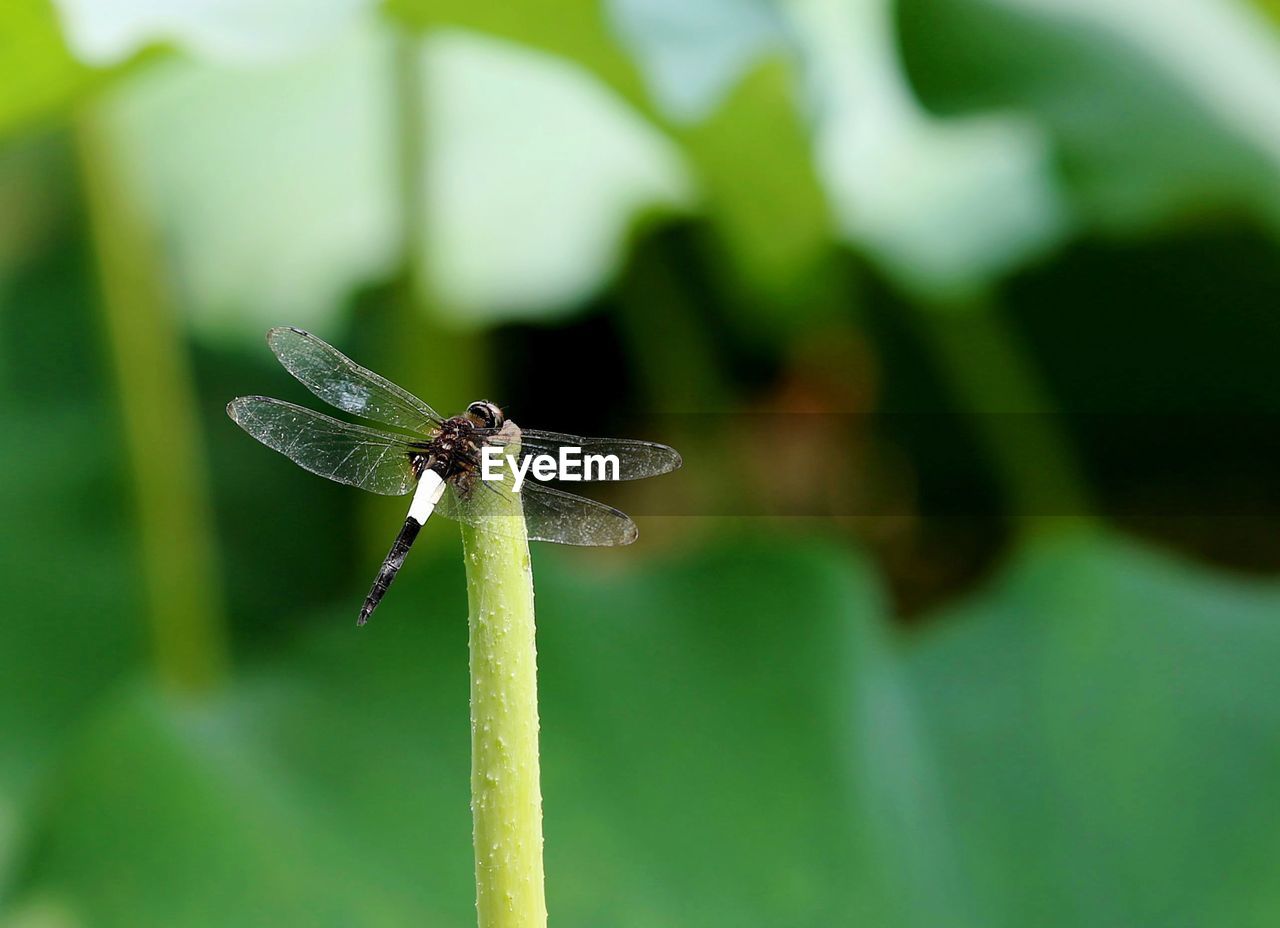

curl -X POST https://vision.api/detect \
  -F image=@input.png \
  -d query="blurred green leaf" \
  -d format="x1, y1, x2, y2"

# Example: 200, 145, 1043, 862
0, 0, 93, 140
384, 0, 649, 104
419, 30, 693, 324
607, 0, 1067, 302
903, 528, 1280, 925
13, 530, 1280, 925
0, 404, 145, 889
606, 0, 786, 124
795, 0, 1067, 302
612, 0, 1280, 297
0, 406, 144, 776
11, 539, 889, 925
677, 57, 836, 319
12, 685, 426, 927
900, 0, 1280, 237
389, 0, 834, 318
94, 23, 400, 337
0, 244, 153, 882
609, 5, 838, 313
48, 0, 374, 66
92, 22, 693, 332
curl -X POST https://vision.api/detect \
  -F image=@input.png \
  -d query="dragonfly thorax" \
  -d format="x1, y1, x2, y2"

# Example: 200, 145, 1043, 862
411, 409, 500, 485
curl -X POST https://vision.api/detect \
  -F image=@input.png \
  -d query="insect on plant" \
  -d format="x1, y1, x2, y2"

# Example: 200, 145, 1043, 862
227, 327, 682, 624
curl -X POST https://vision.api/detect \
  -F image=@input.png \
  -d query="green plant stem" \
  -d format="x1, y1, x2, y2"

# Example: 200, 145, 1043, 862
460, 493, 547, 928
356, 32, 487, 562
912, 292, 1095, 530
614, 233, 732, 412
75, 106, 228, 695
388, 31, 485, 416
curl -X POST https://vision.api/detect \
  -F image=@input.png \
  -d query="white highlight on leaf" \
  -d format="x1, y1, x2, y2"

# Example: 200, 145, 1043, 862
608, 0, 1066, 300
788, 0, 1066, 301
97, 22, 399, 336
50, 0, 375, 66
995, 0, 1280, 189
88, 24, 693, 336
420, 31, 695, 323
606, 0, 787, 124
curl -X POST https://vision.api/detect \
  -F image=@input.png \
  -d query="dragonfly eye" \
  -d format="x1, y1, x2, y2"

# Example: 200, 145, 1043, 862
467, 401, 503, 429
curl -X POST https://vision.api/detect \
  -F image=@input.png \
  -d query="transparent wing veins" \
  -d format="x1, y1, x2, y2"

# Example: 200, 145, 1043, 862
227, 396, 417, 496
436, 477, 637, 546
267, 326, 441, 434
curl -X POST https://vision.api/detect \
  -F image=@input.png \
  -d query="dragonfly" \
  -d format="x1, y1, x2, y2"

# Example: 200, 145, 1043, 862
227, 327, 681, 625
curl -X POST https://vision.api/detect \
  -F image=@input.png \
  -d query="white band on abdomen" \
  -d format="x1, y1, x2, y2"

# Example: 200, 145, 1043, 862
407, 469, 447, 525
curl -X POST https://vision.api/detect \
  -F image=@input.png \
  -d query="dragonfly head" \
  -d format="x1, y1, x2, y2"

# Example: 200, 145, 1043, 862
465, 400, 504, 430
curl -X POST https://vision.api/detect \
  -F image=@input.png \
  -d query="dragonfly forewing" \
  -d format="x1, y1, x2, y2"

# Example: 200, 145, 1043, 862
227, 396, 418, 496
267, 326, 442, 434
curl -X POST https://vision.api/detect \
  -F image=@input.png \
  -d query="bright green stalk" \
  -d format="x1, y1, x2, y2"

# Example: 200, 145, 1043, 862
393, 42, 543, 917
460, 488, 547, 928
75, 106, 228, 694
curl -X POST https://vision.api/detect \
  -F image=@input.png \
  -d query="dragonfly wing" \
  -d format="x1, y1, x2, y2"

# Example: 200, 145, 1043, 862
520, 482, 638, 545
437, 478, 638, 546
267, 327, 441, 434
227, 396, 418, 495
484, 429, 682, 481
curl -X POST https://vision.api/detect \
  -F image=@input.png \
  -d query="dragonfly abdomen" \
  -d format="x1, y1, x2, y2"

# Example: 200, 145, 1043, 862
359, 470, 447, 625
358, 518, 420, 626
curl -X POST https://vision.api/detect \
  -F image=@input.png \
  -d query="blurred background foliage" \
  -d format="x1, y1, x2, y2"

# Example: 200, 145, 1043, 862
3, 0, 1280, 925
